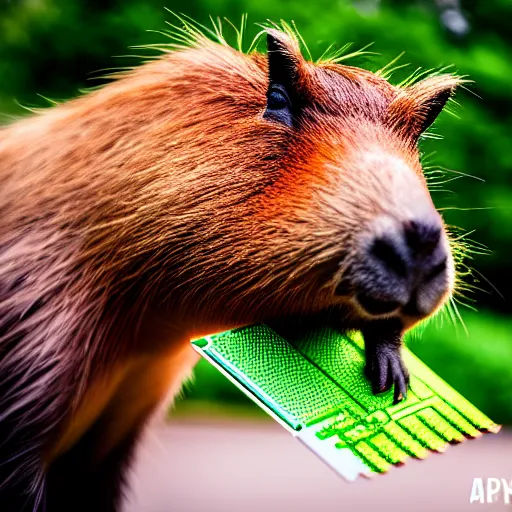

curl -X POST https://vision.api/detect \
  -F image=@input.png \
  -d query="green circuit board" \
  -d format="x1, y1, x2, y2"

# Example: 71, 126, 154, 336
191, 324, 500, 481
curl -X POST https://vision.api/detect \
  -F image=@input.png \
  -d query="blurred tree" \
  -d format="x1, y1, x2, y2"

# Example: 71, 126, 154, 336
435, 0, 470, 37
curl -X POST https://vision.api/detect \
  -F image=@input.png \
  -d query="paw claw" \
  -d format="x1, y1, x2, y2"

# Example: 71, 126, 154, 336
365, 345, 409, 404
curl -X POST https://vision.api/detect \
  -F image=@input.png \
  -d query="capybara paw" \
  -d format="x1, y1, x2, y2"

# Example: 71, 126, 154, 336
364, 344, 410, 405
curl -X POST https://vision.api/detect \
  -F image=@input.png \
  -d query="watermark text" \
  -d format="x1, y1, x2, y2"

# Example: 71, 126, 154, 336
470, 478, 512, 504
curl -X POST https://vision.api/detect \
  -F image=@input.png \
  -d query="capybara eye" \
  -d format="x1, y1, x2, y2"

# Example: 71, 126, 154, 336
264, 85, 293, 126
267, 88, 289, 110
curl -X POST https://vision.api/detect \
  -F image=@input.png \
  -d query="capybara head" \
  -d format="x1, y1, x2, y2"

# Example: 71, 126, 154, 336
158, 27, 458, 332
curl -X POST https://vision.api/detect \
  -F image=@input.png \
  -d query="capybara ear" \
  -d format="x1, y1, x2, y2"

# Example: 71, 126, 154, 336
265, 29, 302, 83
264, 29, 305, 127
387, 74, 461, 140
408, 75, 460, 133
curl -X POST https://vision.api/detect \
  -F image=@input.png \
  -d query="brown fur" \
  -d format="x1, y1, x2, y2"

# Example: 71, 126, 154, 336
0, 29, 457, 511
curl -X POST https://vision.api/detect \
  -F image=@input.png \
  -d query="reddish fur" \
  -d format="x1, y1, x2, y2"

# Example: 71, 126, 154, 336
0, 31, 457, 511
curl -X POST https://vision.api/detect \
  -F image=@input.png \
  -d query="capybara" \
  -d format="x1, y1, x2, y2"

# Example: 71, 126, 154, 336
0, 21, 459, 511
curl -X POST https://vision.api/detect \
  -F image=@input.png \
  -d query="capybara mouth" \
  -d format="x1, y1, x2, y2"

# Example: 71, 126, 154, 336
356, 293, 401, 316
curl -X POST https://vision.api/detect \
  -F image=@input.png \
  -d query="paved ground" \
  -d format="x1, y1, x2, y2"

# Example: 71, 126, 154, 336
124, 415, 511, 512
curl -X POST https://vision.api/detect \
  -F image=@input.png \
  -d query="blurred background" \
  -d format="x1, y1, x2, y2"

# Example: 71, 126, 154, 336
0, 0, 510, 426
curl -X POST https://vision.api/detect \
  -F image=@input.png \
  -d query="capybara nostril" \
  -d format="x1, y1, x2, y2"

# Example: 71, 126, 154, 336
404, 219, 442, 256
424, 257, 448, 282
370, 237, 408, 278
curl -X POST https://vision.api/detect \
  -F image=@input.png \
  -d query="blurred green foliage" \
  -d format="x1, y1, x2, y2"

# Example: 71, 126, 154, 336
0, 0, 510, 422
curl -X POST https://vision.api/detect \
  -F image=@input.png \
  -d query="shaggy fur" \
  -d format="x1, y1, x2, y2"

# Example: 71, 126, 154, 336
0, 22, 459, 511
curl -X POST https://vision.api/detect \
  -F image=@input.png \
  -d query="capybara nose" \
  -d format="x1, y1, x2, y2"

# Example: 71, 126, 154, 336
345, 215, 450, 318
370, 219, 444, 280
